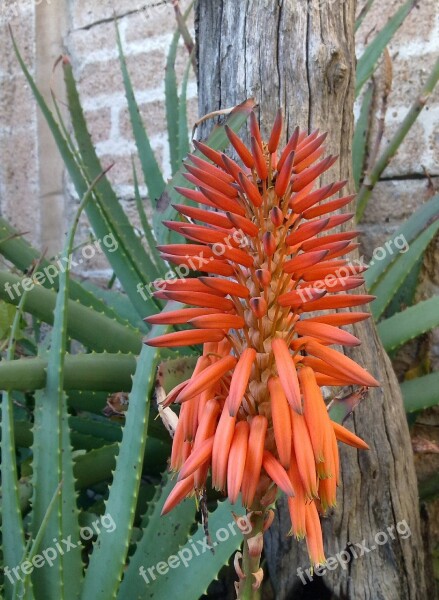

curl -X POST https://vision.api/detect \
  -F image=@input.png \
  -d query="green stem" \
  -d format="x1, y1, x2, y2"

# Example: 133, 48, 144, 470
237, 510, 266, 600
356, 55, 439, 221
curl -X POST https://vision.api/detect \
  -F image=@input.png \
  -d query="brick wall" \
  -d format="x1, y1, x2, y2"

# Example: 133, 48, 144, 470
0, 0, 438, 282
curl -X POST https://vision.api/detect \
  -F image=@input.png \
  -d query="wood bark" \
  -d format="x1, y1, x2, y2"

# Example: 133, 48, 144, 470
195, 1, 427, 598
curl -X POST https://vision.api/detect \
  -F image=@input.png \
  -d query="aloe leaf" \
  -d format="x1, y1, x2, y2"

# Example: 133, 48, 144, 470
82, 279, 148, 333
15, 483, 62, 600
12, 36, 159, 320
62, 61, 163, 317
0, 353, 137, 392
377, 296, 439, 352
165, 24, 182, 175
117, 472, 196, 600
80, 310, 176, 600
371, 220, 439, 319
73, 437, 169, 490
154, 98, 256, 244
1, 294, 35, 600
69, 415, 123, 444
0, 271, 142, 354
131, 161, 166, 276
0, 216, 126, 325
137, 500, 245, 599
364, 194, 439, 290
355, 0, 416, 97
30, 169, 96, 599
178, 55, 192, 163
115, 23, 165, 203
401, 372, 439, 413
353, 83, 373, 190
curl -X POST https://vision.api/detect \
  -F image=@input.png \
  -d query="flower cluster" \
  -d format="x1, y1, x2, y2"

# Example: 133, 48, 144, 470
146, 110, 379, 567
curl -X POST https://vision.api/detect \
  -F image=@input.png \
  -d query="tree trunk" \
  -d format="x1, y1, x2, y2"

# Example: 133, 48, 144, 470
195, 1, 426, 599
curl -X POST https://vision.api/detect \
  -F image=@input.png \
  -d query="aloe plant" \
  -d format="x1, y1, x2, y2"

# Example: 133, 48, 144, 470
1, 5, 438, 599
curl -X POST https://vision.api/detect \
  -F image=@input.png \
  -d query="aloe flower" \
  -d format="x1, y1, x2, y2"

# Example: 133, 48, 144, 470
146, 110, 379, 596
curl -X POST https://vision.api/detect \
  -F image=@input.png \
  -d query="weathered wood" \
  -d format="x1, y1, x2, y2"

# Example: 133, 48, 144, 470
195, 1, 427, 598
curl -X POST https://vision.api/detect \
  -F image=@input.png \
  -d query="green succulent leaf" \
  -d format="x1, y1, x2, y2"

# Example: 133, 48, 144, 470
0, 353, 137, 392
0, 271, 142, 354
370, 220, 439, 320
364, 194, 439, 291
80, 310, 176, 600
117, 472, 196, 600
352, 83, 373, 190
137, 500, 245, 599
401, 372, 439, 413
377, 296, 439, 352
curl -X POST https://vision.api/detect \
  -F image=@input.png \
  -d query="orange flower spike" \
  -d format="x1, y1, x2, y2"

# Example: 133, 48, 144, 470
189, 313, 245, 330
287, 449, 307, 539
319, 475, 337, 513
173, 203, 233, 229
177, 437, 214, 482
170, 419, 186, 471
241, 415, 268, 507
200, 277, 250, 298
306, 340, 380, 387
193, 397, 221, 446
295, 321, 361, 347
249, 110, 263, 148
267, 108, 283, 153
274, 149, 295, 197
145, 307, 220, 325
146, 113, 379, 585
228, 348, 257, 416
305, 502, 326, 566
303, 194, 355, 219
227, 420, 250, 504
262, 451, 295, 497
272, 338, 302, 413
179, 393, 200, 442
192, 139, 226, 168
299, 366, 328, 462
238, 172, 263, 207
332, 421, 370, 450
290, 408, 318, 498
250, 297, 268, 319
176, 355, 236, 403
251, 136, 268, 180
226, 211, 259, 237
268, 376, 292, 468
212, 406, 237, 490
225, 125, 254, 168
317, 420, 337, 479
161, 475, 195, 515
145, 329, 225, 348
277, 125, 300, 172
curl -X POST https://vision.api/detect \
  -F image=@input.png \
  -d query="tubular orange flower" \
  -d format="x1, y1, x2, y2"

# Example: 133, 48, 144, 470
145, 111, 379, 580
